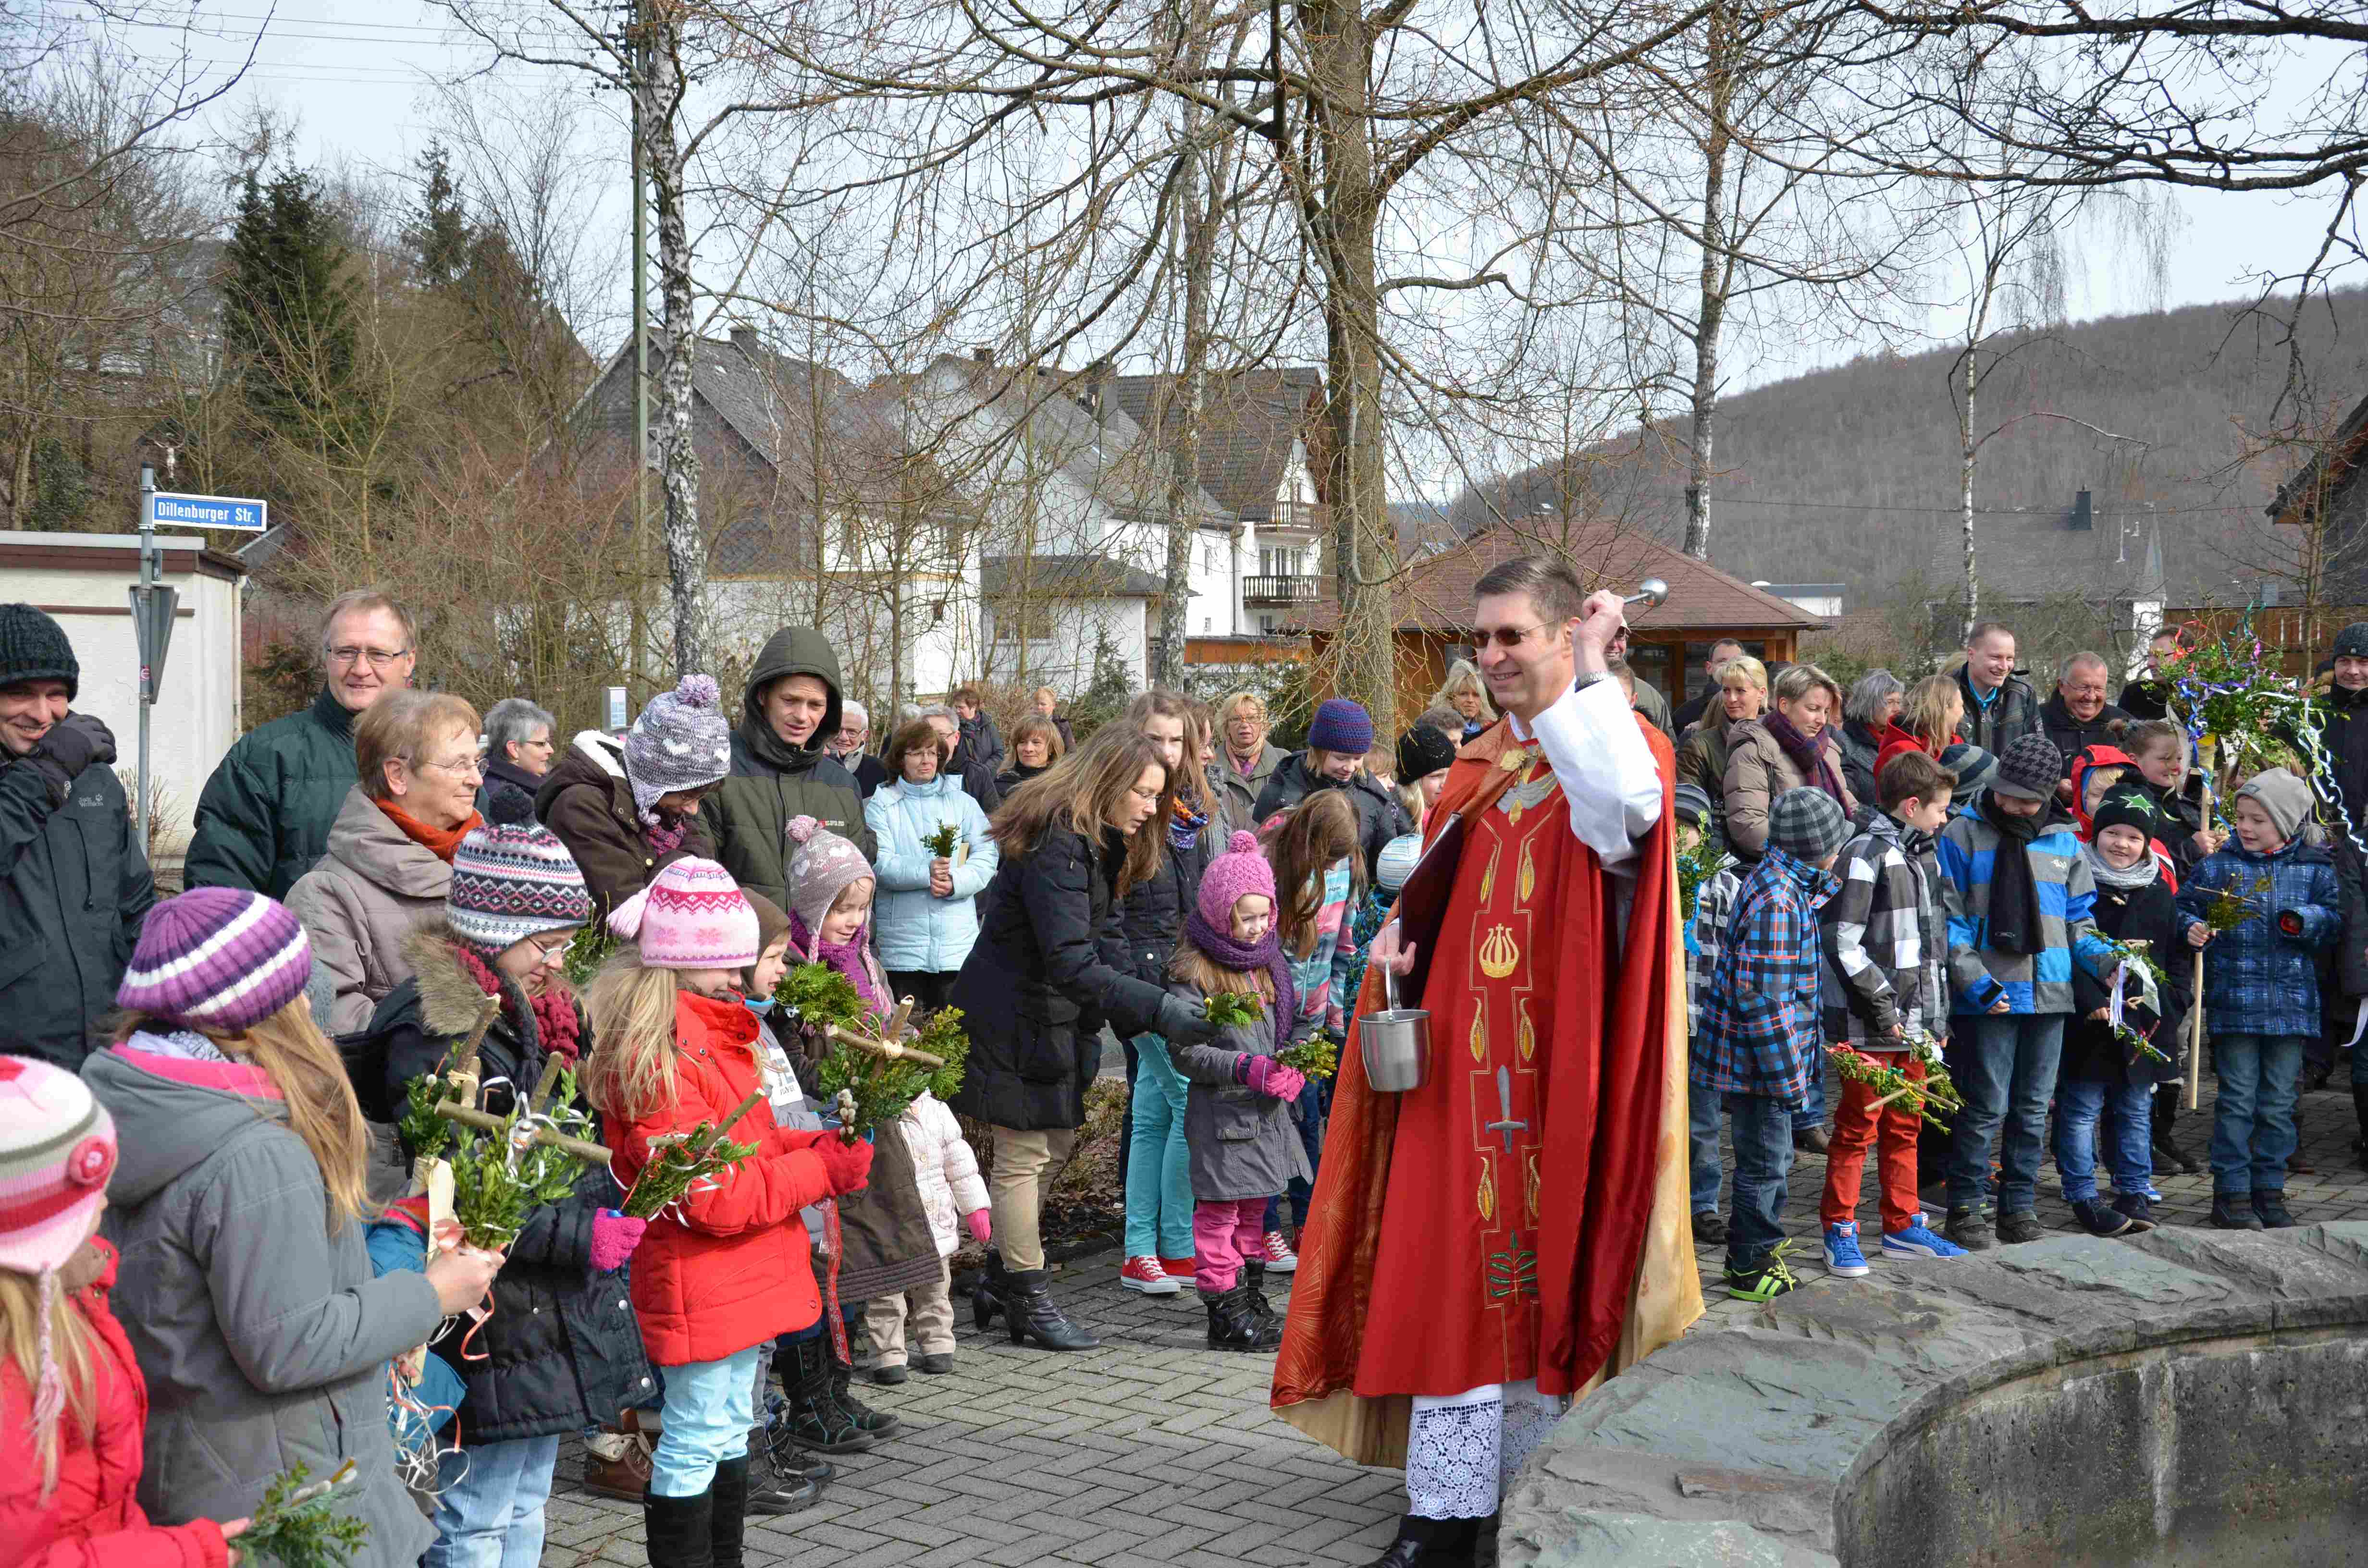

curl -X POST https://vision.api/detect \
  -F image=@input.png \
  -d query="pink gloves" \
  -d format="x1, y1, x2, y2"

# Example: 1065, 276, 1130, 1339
964, 1209, 992, 1244
590, 1209, 648, 1272
814, 1134, 876, 1196
1242, 1057, 1307, 1102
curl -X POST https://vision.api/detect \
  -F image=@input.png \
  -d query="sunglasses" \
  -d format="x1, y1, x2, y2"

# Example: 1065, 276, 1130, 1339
1465, 621, 1562, 651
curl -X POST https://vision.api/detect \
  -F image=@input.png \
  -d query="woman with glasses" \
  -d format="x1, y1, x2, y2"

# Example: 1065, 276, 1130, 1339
286, 689, 484, 1033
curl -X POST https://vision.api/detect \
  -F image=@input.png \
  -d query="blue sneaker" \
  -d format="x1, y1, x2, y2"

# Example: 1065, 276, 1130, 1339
1823, 1221, 1871, 1277
1883, 1220, 1969, 1258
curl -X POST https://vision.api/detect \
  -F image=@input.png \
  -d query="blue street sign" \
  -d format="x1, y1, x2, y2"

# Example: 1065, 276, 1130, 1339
148, 491, 269, 531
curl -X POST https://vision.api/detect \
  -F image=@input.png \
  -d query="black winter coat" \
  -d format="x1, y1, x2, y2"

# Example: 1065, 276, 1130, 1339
2061, 870, 2190, 1087
374, 931, 654, 1442
2039, 693, 2134, 778
2318, 681, 2368, 997
1251, 754, 1398, 880
1838, 720, 1886, 807
1114, 821, 1213, 987
0, 742, 155, 1069
949, 822, 1173, 1131
1953, 669, 2041, 757
959, 712, 1007, 777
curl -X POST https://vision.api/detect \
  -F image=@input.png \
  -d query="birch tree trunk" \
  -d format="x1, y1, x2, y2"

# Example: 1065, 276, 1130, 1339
1682, 0, 1734, 563
1153, 17, 1214, 690
639, 21, 709, 677
1960, 341, 1980, 643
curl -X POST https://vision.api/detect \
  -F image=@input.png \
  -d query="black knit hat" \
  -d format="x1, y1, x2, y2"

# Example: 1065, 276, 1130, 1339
0, 604, 77, 699
1395, 723, 1457, 784
1992, 733, 2063, 802
2336, 623, 2368, 662
2089, 786, 2165, 845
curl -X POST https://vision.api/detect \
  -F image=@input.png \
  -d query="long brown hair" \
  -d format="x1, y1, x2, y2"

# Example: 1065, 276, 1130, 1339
1902, 674, 1961, 753
990, 723, 1177, 897
1265, 790, 1364, 959
113, 1000, 375, 1229
1125, 688, 1207, 816
1169, 932, 1276, 1005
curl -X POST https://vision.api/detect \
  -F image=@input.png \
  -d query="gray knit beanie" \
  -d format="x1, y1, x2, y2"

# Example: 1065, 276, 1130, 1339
784, 814, 876, 942
1992, 733, 2063, 803
2235, 767, 2313, 842
623, 673, 733, 822
2334, 623, 2368, 662
1768, 787, 1850, 863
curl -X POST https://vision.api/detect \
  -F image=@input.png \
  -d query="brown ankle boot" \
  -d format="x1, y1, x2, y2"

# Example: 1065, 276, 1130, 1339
582, 1410, 655, 1503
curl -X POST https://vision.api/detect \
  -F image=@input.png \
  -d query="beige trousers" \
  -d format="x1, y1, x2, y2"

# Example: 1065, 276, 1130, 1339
987, 1124, 1077, 1273
862, 1256, 956, 1365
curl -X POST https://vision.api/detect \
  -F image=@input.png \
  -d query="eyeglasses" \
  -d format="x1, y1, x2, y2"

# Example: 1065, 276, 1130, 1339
326, 646, 412, 669
416, 756, 483, 779
1466, 621, 1554, 651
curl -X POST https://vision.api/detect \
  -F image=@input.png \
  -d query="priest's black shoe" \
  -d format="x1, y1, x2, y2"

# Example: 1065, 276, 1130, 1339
1367, 1514, 1479, 1567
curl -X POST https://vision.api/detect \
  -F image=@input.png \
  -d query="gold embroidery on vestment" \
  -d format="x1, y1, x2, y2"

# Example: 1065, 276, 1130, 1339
1479, 923, 1519, 979
1479, 840, 1502, 905
1517, 840, 1536, 904
1517, 1003, 1535, 1063
1524, 1150, 1542, 1220
1477, 1153, 1497, 1220
1470, 1000, 1488, 1063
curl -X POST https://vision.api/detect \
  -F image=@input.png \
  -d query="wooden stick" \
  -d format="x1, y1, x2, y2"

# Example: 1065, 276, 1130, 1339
529, 1054, 565, 1115
450, 993, 503, 1095
824, 1023, 945, 1070
433, 1101, 611, 1164
2189, 754, 2213, 1113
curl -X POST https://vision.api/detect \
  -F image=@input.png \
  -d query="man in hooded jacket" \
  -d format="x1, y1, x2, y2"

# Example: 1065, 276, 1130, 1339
703, 627, 875, 909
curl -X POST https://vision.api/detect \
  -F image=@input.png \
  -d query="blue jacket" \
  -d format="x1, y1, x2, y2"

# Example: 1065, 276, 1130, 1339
1693, 847, 1834, 1102
1936, 809, 2113, 1016
2177, 838, 2341, 1038
864, 772, 999, 974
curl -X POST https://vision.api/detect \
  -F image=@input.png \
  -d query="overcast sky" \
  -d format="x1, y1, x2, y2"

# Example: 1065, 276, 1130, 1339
67, 0, 2364, 392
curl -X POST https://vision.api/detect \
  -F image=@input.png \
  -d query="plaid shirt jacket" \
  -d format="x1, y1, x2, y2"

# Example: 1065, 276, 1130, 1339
1823, 811, 1944, 1048
1693, 846, 1837, 1103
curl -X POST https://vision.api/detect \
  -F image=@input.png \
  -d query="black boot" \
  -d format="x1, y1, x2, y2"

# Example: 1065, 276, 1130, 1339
2354, 1085, 2368, 1168
1242, 1259, 1277, 1323
828, 1343, 900, 1436
1368, 1513, 1480, 1567
720, 1446, 818, 1524
773, 1336, 875, 1455
1204, 1286, 1285, 1351
972, 1248, 1006, 1331
2210, 1192, 2266, 1231
1004, 1267, 1102, 1350
2252, 1188, 2297, 1228
2153, 1107, 2200, 1174
643, 1486, 715, 1568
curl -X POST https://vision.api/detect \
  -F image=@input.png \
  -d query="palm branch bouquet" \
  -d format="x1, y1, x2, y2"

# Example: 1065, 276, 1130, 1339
564, 921, 617, 988
1203, 991, 1265, 1029
2201, 870, 2272, 934
922, 821, 961, 859
239, 1460, 367, 1568
777, 961, 875, 1037
816, 1001, 970, 1142
1276, 1031, 1340, 1080
442, 1064, 604, 1251
1677, 835, 1735, 923
620, 1090, 765, 1219
1830, 1037, 1965, 1131
2098, 937, 2174, 1066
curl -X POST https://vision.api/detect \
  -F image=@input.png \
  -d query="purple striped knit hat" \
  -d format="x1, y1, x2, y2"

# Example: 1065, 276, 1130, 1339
116, 887, 313, 1033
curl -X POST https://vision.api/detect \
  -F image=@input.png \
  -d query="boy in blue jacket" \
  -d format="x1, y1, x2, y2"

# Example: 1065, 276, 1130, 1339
2177, 767, 2341, 1230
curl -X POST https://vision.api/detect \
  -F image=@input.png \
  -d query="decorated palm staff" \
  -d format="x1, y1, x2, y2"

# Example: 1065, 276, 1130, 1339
2321, 621, 2368, 1173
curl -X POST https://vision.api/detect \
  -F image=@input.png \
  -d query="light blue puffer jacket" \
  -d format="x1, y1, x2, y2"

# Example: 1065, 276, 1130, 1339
864, 772, 1000, 974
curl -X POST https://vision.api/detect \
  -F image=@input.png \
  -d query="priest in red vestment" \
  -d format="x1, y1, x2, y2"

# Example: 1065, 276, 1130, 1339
1271, 554, 1704, 1567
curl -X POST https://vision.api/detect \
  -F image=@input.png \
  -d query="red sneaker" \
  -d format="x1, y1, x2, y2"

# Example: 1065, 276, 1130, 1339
1159, 1256, 1198, 1282
1118, 1255, 1181, 1295
1260, 1232, 1299, 1273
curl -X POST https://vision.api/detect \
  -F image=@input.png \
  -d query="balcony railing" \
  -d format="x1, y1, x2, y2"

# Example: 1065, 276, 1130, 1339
1244, 574, 1320, 604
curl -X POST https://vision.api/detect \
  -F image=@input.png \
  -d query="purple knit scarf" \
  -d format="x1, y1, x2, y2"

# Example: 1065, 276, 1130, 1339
1182, 908, 1298, 1044
1763, 710, 1848, 805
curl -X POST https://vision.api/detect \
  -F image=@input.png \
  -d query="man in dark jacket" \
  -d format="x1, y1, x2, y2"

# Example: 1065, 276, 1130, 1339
1952, 620, 2039, 756
2314, 622, 2368, 1155
1250, 697, 1397, 878
0, 604, 155, 1067
2117, 627, 2181, 721
703, 626, 874, 909
1670, 639, 1746, 735
952, 686, 1005, 777
2038, 651, 2131, 792
926, 707, 1002, 813
185, 588, 416, 898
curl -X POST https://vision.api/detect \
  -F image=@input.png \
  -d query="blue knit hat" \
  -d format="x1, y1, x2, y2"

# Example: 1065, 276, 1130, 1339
1307, 698, 1374, 756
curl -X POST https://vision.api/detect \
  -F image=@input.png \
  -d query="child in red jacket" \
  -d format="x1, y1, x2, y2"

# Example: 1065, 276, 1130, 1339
0, 1056, 245, 1568
584, 859, 874, 1568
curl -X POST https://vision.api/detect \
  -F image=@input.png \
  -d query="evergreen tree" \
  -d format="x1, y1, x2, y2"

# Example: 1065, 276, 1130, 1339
222, 167, 358, 439
409, 142, 469, 287
24, 438, 91, 531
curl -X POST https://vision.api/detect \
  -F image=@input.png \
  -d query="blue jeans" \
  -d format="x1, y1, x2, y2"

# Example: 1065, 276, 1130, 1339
651, 1345, 764, 1497
1948, 1014, 2066, 1216
1724, 1094, 1794, 1274
425, 1434, 560, 1568
2209, 1033, 2305, 1194
1124, 1035, 1196, 1258
1791, 1058, 1828, 1131
1687, 1077, 1723, 1214
2053, 1080, 2153, 1202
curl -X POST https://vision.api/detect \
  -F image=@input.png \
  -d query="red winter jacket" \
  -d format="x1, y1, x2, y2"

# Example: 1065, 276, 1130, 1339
2, 1242, 230, 1568
607, 990, 839, 1365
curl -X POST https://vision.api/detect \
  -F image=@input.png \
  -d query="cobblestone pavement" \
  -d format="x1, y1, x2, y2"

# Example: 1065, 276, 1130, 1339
542, 1076, 2368, 1565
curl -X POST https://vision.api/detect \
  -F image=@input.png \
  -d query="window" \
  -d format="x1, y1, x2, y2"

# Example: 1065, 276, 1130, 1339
1203, 616, 1213, 632
1203, 541, 1218, 572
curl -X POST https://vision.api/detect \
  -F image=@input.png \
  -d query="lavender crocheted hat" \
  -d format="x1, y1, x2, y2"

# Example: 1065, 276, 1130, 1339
623, 673, 733, 822
115, 887, 312, 1033
784, 815, 876, 941
1196, 830, 1279, 928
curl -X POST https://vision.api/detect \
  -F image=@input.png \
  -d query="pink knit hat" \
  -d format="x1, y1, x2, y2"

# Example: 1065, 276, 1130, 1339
607, 856, 761, 969
0, 1056, 118, 1446
1196, 830, 1278, 928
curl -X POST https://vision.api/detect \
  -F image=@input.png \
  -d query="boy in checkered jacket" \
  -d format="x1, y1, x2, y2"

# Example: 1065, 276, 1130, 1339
1678, 784, 1742, 1245
1816, 749, 1968, 1276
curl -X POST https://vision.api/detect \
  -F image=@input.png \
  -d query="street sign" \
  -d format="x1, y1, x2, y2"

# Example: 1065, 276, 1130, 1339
148, 490, 269, 531
605, 686, 629, 732
128, 584, 179, 702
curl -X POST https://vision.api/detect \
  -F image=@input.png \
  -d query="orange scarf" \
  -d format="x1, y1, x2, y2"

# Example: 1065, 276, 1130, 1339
378, 799, 481, 863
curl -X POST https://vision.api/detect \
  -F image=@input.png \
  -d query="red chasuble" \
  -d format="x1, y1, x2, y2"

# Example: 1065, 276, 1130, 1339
1272, 710, 1695, 1462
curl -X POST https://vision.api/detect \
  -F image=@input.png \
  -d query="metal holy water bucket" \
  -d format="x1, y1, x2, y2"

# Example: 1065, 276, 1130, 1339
1359, 964, 1432, 1092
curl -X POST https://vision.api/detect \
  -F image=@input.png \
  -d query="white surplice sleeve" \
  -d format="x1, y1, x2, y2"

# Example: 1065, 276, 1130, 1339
1521, 677, 1664, 872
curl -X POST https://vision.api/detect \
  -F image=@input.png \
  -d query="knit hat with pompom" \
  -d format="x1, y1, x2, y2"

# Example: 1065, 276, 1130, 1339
783, 815, 876, 944
0, 1054, 118, 1461
606, 856, 759, 969
1196, 829, 1279, 930
623, 673, 733, 823
447, 788, 593, 955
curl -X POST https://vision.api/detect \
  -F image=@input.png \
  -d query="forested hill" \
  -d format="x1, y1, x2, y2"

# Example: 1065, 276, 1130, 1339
1450, 291, 2368, 608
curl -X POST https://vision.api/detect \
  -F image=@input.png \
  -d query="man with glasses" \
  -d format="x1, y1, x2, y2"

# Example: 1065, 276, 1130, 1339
186, 588, 418, 898
827, 698, 888, 799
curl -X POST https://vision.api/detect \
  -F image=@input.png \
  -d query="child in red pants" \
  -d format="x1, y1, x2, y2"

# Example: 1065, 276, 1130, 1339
1166, 831, 1315, 1350
1820, 751, 1970, 1270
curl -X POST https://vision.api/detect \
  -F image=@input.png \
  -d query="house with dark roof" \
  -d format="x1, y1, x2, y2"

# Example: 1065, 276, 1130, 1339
1924, 490, 2170, 661
1309, 520, 1829, 724
2265, 391, 2368, 605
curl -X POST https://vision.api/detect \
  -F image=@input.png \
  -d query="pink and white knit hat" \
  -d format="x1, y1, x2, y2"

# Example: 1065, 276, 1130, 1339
607, 856, 760, 969
0, 1055, 118, 1448
116, 886, 312, 1033
1196, 830, 1278, 928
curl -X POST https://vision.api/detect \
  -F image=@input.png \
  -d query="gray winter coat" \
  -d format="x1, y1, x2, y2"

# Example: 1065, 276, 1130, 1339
1166, 982, 1315, 1202
82, 1044, 442, 1568
1212, 744, 1289, 836
285, 785, 453, 1033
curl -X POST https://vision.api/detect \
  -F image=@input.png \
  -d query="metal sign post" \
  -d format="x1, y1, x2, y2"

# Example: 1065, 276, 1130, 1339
127, 485, 265, 848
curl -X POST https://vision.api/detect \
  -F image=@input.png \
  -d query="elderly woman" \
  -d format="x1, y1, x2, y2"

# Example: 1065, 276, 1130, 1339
538, 674, 726, 923
1431, 659, 1496, 743
1676, 653, 1767, 848
1210, 690, 1287, 835
1837, 670, 1906, 805
287, 689, 483, 1034
371, 795, 661, 1563
867, 717, 1001, 1012
1724, 662, 1856, 862
996, 713, 1067, 796
478, 696, 556, 817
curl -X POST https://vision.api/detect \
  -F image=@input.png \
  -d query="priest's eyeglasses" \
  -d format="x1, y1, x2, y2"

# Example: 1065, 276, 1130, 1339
1468, 621, 1551, 650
